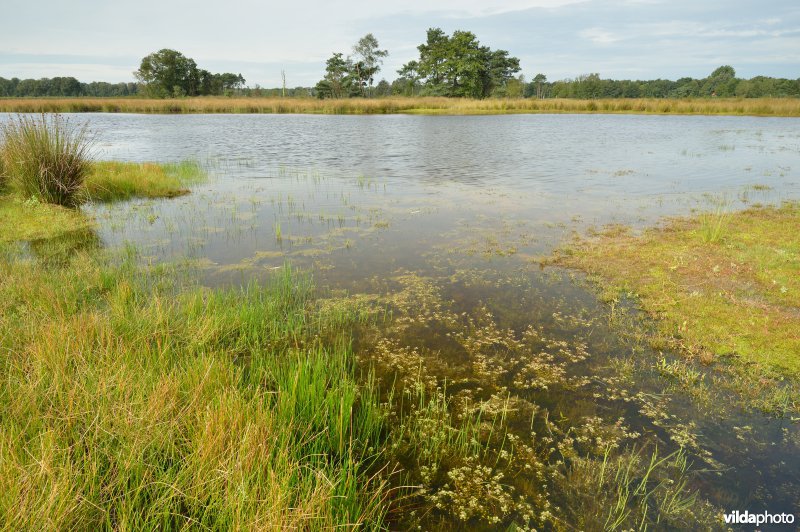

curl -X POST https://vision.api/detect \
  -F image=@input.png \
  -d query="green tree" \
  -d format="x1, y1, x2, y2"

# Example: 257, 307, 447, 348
530, 73, 548, 98
414, 28, 520, 98
702, 65, 737, 97
351, 33, 388, 97
374, 79, 391, 97
135, 49, 200, 98
315, 52, 358, 98
396, 60, 421, 96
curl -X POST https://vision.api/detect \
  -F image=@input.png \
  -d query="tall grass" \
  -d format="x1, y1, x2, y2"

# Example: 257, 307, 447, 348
0, 113, 92, 206
0, 243, 390, 529
0, 143, 6, 190
1, 96, 799, 116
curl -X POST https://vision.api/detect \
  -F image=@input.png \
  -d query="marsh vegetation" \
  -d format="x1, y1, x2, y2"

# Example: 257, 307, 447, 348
1, 96, 800, 116
1, 112, 799, 529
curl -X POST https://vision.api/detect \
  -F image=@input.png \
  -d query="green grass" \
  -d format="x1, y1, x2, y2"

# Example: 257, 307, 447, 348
0, 194, 93, 242
556, 202, 800, 378
1, 113, 92, 206
84, 160, 206, 203
0, 149, 7, 190
0, 240, 389, 529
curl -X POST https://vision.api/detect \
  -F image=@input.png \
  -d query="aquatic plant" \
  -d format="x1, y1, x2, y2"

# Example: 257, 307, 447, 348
1, 113, 92, 207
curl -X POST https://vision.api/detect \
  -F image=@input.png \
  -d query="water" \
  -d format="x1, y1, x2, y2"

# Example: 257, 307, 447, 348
5, 112, 799, 526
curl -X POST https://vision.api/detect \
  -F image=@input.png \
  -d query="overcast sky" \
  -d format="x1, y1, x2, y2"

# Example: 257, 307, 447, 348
1, 0, 798, 86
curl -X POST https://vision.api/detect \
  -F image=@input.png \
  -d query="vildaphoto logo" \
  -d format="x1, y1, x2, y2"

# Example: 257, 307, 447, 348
723, 510, 795, 526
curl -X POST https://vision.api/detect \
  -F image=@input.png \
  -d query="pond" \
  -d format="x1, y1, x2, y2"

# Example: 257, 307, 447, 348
12, 112, 800, 526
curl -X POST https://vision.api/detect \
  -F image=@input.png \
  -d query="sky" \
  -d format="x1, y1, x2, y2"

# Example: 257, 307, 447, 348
1, 0, 798, 87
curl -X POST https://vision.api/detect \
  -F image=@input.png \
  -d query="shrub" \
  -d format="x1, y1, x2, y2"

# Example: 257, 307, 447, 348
1, 114, 92, 207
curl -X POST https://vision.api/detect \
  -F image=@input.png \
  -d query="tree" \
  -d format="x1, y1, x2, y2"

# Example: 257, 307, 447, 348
315, 52, 358, 98
135, 49, 199, 98
351, 33, 388, 97
375, 79, 391, 97
413, 28, 520, 98
396, 60, 421, 96
702, 65, 737, 97
530, 73, 548, 99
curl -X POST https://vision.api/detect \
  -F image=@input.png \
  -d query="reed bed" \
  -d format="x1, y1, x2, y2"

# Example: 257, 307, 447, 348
1, 96, 798, 116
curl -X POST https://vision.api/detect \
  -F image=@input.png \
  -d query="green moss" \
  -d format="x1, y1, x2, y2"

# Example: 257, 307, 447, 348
557, 202, 800, 377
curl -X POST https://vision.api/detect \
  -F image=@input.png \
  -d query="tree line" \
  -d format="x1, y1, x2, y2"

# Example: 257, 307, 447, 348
0, 77, 139, 97
525, 66, 800, 99
2, 38, 798, 99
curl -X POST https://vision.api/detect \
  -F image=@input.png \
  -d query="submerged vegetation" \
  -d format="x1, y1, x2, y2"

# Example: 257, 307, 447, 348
2, 96, 800, 116
556, 202, 800, 412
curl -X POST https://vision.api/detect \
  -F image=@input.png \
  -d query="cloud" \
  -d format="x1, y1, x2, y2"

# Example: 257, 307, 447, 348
0, 0, 797, 85
579, 28, 624, 44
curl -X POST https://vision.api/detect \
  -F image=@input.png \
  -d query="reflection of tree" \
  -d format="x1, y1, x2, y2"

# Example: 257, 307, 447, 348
28, 227, 100, 266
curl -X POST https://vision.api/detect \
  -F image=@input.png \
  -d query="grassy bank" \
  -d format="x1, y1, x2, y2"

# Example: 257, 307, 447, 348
1, 96, 799, 116
1, 114, 393, 528
554, 202, 800, 412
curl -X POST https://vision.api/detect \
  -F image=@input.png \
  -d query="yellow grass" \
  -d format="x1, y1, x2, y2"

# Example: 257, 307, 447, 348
0, 96, 799, 116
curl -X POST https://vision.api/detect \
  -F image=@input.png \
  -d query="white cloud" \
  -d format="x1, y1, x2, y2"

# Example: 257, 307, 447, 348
579, 27, 624, 44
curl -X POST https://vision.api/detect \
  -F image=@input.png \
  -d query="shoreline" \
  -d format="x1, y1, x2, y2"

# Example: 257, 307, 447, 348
1, 96, 799, 117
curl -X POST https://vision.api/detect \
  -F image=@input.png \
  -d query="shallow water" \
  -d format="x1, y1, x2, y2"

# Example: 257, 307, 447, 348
4, 112, 799, 525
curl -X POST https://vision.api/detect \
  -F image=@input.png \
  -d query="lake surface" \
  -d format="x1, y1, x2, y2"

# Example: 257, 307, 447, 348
6, 112, 800, 524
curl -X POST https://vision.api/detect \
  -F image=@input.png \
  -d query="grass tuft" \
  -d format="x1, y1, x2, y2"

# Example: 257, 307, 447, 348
1, 113, 92, 207
697, 202, 730, 244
